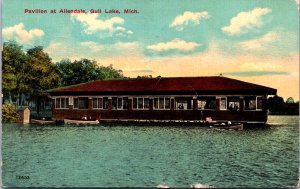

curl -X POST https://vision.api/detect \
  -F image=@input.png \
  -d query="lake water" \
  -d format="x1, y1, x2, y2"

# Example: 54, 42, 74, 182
2, 115, 299, 188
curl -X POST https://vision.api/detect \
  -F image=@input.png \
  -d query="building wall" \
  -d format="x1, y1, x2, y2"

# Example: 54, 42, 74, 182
53, 109, 268, 123
52, 97, 269, 123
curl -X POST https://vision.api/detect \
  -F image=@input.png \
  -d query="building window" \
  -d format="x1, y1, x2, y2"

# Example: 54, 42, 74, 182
92, 97, 109, 109
138, 98, 143, 109
55, 98, 60, 109
112, 97, 129, 110
78, 98, 88, 109
93, 98, 103, 109
112, 97, 117, 109
74, 98, 79, 109
227, 97, 240, 112
197, 97, 216, 110
154, 97, 171, 110
244, 96, 256, 110
257, 96, 263, 110
69, 97, 74, 105
133, 97, 149, 110
175, 97, 193, 110
55, 97, 69, 109
217, 97, 227, 110
123, 97, 129, 109
103, 97, 109, 109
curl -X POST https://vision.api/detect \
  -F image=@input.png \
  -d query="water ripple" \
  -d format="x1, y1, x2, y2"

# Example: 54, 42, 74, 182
2, 115, 299, 188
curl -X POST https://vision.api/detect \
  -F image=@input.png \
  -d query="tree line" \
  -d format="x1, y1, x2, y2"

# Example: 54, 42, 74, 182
2, 41, 124, 111
267, 96, 299, 115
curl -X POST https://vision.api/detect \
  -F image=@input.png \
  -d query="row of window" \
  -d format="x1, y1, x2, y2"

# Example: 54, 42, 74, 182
55, 96, 263, 111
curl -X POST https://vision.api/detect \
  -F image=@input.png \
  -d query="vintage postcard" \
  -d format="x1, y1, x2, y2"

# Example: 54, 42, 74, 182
1, 0, 299, 188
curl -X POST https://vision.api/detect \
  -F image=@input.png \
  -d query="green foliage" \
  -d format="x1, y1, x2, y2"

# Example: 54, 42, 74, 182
2, 104, 20, 123
137, 75, 153, 79
26, 46, 60, 97
56, 59, 124, 86
286, 97, 295, 104
268, 95, 299, 115
136, 75, 162, 79
99, 64, 124, 80
2, 41, 124, 108
2, 42, 60, 107
2, 41, 26, 102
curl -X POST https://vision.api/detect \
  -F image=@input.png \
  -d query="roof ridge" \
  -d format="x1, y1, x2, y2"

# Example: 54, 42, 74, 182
221, 76, 275, 89
47, 76, 276, 95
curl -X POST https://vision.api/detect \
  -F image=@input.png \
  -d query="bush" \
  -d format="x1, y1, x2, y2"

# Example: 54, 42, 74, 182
2, 104, 19, 122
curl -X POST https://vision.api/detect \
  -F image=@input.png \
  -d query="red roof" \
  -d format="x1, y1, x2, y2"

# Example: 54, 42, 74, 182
47, 76, 277, 95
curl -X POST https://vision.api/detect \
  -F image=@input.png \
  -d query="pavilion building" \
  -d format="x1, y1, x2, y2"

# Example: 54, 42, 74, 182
47, 76, 277, 124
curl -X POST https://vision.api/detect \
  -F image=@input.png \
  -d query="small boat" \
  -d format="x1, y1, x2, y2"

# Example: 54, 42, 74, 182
156, 183, 169, 188
64, 119, 99, 125
31, 119, 56, 125
210, 123, 243, 130
190, 183, 213, 188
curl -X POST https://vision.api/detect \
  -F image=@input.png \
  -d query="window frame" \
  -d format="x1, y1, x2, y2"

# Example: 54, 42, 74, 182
197, 96, 216, 110
132, 97, 150, 110
175, 97, 193, 110
244, 96, 263, 111
153, 97, 171, 110
111, 97, 129, 110
92, 97, 103, 109
256, 96, 263, 111
73, 98, 79, 109
217, 96, 227, 110
55, 97, 69, 109
78, 97, 89, 110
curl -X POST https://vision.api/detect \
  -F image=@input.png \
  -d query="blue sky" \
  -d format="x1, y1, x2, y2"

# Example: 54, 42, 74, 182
2, 0, 299, 100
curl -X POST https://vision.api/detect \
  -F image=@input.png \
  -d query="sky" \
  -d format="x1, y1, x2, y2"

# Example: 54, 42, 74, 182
2, 0, 299, 101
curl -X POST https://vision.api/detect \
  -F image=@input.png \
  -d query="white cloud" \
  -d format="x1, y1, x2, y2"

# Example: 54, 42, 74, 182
127, 30, 134, 34
80, 41, 105, 51
3, 23, 44, 43
147, 38, 200, 52
79, 41, 139, 53
222, 7, 272, 35
44, 42, 70, 60
239, 32, 278, 50
71, 13, 133, 36
236, 30, 297, 57
115, 26, 126, 32
45, 40, 141, 62
238, 62, 282, 71
113, 41, 139, 49
170, 11, 210, 31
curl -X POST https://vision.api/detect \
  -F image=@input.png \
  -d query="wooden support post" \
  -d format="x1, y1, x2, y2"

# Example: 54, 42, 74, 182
193, 96, 198, 110
128, 97, 132, 111
216, 98, 220, 111
69, 97, 74, 110
239, 97, 244, 112
108, 97, 112, 111
149, 98, 153, 111
88, 97, 92, 110
171, 97, 175, 110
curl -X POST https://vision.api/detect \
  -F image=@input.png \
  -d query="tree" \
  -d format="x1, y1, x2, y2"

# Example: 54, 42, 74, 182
2, 41, 26, 104
267, 95, 299, 115
267, 95, 286, 114
286, 97, 295, 104
56, 59, 124, 86
137, 75, 153, 79
2, 104, 19, 122
99, 64, 124, 80
26, 46, 60, 114
136, 75, 162, 79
